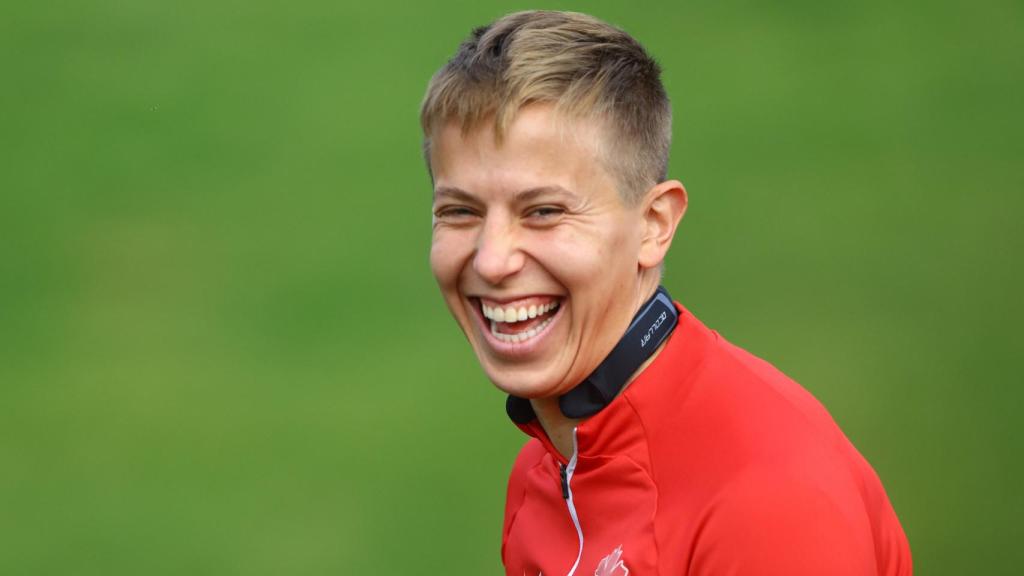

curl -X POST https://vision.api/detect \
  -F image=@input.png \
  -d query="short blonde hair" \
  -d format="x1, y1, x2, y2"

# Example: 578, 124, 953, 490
420, 11, 672, 204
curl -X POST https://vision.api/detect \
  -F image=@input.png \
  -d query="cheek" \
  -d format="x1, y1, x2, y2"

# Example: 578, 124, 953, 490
537, 226, 633, 284
600, 217, 644, 273
430, 232, 467, 290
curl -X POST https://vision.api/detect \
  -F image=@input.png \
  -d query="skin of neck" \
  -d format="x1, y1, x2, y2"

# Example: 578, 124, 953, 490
530, 274, 667, 460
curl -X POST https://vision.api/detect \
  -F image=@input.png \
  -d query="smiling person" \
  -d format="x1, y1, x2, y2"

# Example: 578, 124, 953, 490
420, 10, 911, 576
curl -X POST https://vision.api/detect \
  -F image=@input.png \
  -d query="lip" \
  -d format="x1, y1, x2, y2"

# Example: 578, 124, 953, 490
470, 296, 565, 358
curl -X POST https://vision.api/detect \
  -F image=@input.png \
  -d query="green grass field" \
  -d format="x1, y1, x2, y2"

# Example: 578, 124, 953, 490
2, 0, 1022, 573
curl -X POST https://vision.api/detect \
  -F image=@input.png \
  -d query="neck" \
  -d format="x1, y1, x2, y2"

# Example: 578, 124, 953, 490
530, 396, 579, 460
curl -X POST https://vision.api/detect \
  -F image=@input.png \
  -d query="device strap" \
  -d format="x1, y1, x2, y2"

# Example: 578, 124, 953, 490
506, 286, 678, 423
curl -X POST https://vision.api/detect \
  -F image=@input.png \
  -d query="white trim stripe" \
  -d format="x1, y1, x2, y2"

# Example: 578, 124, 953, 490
565, 428, 584, 576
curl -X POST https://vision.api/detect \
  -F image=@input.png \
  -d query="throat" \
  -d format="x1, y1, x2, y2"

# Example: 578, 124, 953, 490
530, 396, 579, 460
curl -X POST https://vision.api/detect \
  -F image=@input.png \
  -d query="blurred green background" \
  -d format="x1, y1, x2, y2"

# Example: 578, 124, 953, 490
2, 0, 1021, 573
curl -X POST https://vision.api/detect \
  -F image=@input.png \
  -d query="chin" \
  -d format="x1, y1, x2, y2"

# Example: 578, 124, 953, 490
482, 364, 566, 399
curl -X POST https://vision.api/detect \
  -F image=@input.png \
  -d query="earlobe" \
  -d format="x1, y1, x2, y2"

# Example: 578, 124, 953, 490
638, 180, 688, 269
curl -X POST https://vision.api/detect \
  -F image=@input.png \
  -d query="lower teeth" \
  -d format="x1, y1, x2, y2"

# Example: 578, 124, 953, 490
491, 315, 555, 343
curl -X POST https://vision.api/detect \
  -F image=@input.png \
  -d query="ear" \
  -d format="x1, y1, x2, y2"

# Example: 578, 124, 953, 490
638, 179, 688, 270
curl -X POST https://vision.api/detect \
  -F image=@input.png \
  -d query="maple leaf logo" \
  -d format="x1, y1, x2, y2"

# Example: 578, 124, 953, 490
594, 546, 629, 576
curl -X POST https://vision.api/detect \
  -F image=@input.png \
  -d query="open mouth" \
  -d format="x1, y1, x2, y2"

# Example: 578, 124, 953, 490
478, 297, 562, 344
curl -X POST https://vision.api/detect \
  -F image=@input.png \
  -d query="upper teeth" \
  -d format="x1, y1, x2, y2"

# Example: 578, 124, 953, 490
482, 301, 559, 323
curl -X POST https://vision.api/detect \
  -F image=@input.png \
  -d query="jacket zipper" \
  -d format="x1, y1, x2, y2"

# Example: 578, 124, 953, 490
559, 428, 584, 576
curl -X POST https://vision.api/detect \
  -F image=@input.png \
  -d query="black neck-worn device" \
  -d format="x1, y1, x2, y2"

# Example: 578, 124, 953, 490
506, 285, 679, 424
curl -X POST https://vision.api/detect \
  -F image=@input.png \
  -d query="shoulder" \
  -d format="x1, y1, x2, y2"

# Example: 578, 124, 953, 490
512, 436, 547, 466
646, 324, 878, 502
504, 438, 546, 514
689, 466, 879, 575
658, 331, 910, 574
501, 439, 546, 560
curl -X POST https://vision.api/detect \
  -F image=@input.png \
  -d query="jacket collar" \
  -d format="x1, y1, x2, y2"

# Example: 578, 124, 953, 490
510, 301, 716, 461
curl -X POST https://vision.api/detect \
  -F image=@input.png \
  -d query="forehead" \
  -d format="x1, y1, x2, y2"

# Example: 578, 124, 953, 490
429, 105, 616, 198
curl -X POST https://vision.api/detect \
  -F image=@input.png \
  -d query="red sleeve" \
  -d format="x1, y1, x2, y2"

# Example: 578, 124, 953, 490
689, 470, 880, 576
501, 439, 545, 566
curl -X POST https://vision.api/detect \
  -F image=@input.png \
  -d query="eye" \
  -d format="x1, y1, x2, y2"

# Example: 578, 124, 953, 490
526, 205, 565, 220
435, 205, 474, 218
433, 205, 480, 224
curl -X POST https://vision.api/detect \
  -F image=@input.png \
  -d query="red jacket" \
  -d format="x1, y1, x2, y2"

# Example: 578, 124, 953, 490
502, 303, 912, 575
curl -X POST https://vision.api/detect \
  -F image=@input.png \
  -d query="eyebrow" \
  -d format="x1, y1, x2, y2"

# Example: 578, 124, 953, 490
433, 185, 579, 203
433, 186, 476, 203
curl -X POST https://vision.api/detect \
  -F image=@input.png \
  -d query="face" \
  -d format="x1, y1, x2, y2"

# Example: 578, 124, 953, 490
429, 104, 655, 399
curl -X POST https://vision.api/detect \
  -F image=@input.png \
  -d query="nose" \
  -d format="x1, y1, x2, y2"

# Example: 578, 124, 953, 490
473, 214, 525, 285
